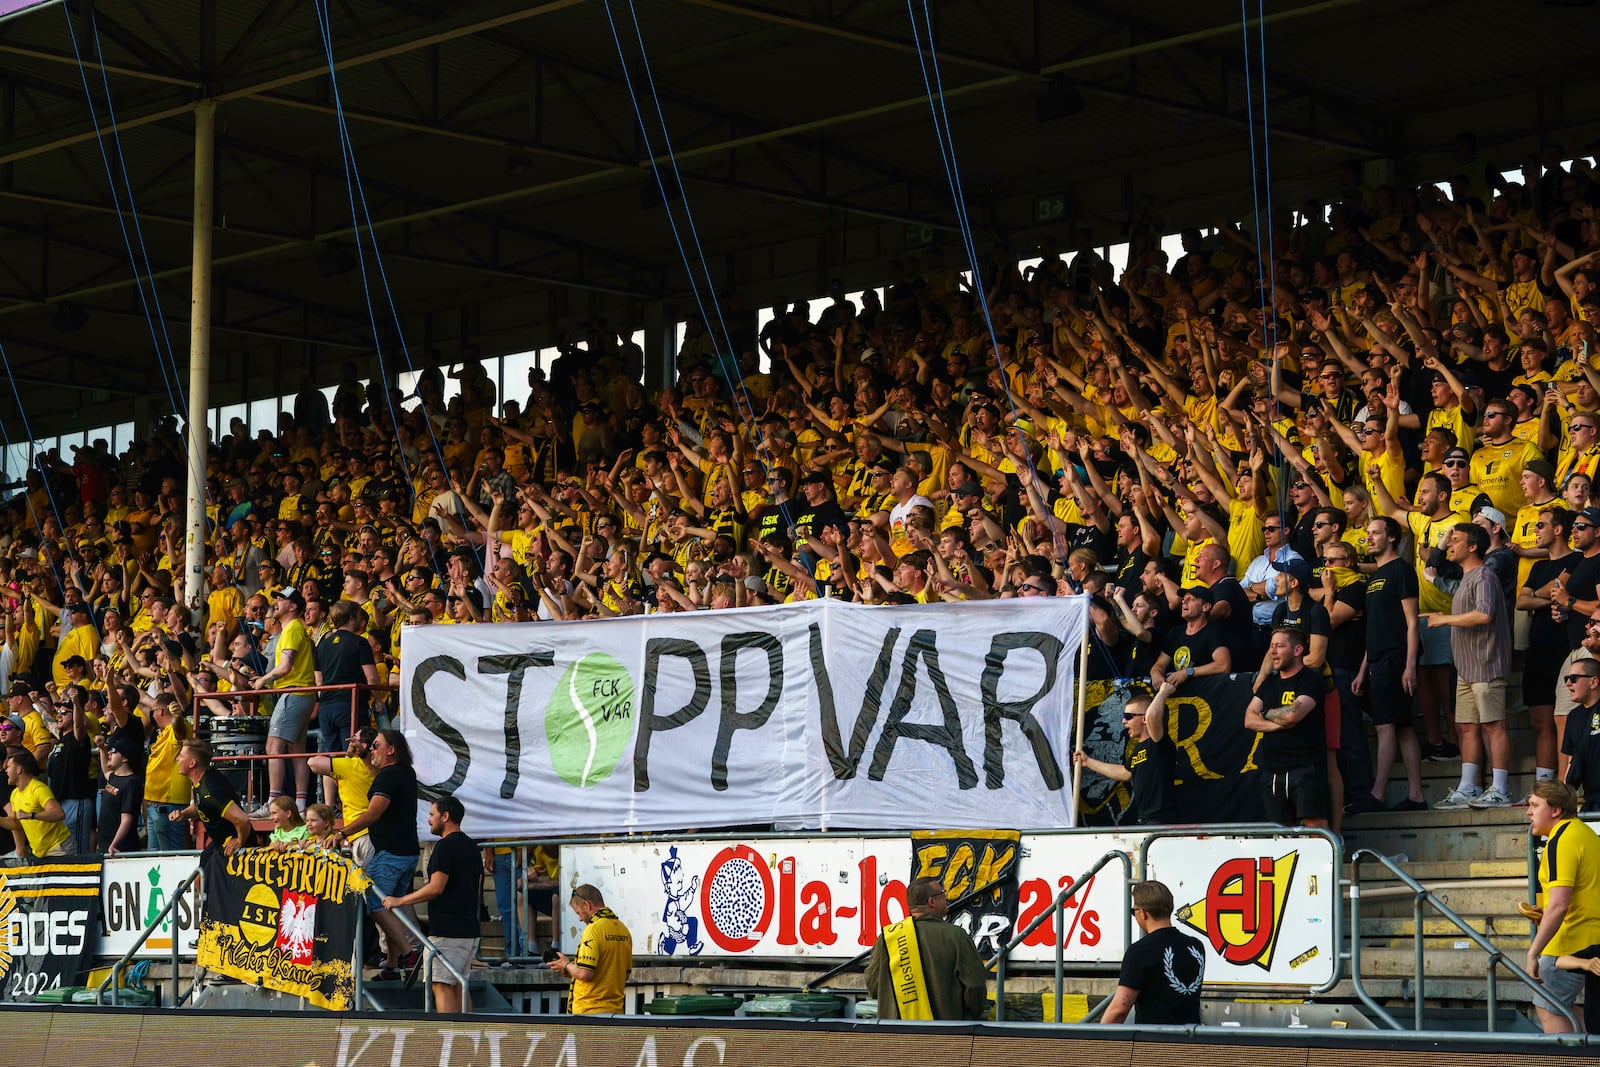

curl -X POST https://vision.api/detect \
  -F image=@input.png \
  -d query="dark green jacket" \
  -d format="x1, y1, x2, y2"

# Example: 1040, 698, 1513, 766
864, 915, 989, 1020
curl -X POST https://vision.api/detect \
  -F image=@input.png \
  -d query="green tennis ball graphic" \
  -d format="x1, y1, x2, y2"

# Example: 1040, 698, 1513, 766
546, 652, 636, 787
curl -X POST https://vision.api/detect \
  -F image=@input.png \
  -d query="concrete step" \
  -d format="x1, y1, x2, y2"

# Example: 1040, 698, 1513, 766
1362, 932, 1530, 952
1358, 915, 1509, 937
1352, 859, 1526, 881
1356, 882, 1527, 920
1343, 807, 1532, 865
1354, 946, 1532, 979
1323, 975, 1543, 1008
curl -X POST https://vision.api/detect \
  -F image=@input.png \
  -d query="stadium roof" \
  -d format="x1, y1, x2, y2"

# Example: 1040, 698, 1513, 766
0, 0, 1596, 432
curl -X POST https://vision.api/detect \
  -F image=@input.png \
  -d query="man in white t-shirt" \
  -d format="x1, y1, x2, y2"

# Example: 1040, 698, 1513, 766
886, 466, 934, 555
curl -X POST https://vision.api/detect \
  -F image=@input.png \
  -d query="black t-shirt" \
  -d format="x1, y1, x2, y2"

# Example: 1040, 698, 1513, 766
1208, 577, 1254, 670
1325, 580, 1367, 672
1364, 558, 1418, 657
316, 629, 376, 702
1270, 596, 1331, 643
194, 767, 246, 846
749, 502, 796, 547
368, 763, 421, 856
1117, 925, 1205, 1024
1162, 622, 1220, 674
425, 830, 483, 939
792, 499, 849, 542
1113, 548, 1150, 601
1562, 701, 1600, 809
98, 770, 141, 850
1127, 737, 1177, 825
47, 731, 96, 801
1527, 555, 1579, 651
1564, 552, 1600, 646
107, 715, 146, 774
1254, 666, 1326, 772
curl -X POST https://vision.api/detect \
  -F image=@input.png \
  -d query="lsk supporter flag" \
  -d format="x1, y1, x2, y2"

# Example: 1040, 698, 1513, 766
196, 848, 371, 1011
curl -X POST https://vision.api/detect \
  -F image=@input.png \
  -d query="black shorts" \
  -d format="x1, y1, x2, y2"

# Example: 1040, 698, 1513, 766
1523, 652, 1563, 709
1261, 765, 1330, 825
1366, 651, 1415, 728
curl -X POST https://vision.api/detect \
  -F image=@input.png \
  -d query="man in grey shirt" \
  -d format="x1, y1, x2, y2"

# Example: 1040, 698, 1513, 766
1426, 522, 1514, 809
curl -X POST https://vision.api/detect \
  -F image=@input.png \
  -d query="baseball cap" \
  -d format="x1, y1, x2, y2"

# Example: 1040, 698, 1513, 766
873, 457, 897, 474
108, 738, 140, 763
1525, 459, 1556, 485
1271, 557, 1314, 587
1442, 446, 1470, 463
1477, 506, 1507, 529
0, 714, 23, 733
1179, 585, 1214, 604
1580, 507, 1600, 527
272, 588, 305, 609
800, 470, 831, 485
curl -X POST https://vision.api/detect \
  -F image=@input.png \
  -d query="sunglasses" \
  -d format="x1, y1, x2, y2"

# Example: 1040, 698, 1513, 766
1566, 674, 1598, 684
1442, 460, 1468, 468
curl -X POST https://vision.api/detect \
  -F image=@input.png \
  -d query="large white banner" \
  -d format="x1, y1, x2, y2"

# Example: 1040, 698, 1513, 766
400, 598, 1088, 838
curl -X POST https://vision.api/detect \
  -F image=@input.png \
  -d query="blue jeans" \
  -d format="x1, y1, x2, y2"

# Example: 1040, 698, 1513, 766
60, 797, 93, 855
363, 850, 419, 913
491, 852, 525, 957
145, 802, 187, 851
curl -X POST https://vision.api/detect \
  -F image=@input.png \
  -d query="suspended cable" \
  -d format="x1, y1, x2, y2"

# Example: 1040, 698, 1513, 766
604, 3, 768, 463
309, 0, 452, 490
601, 0, 793, 534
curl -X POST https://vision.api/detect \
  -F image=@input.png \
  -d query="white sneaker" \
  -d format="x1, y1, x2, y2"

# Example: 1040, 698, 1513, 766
246, 803, 275, 819
1435, 787, 1480, 810
1469, 786, 1516, 808
295, 797, 308, 813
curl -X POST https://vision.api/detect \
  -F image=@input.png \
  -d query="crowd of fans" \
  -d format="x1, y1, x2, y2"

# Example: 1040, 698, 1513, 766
0, 144, 1599, 855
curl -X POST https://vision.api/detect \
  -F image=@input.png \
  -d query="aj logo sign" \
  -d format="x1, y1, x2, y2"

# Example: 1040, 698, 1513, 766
1175, 851, 1297, 969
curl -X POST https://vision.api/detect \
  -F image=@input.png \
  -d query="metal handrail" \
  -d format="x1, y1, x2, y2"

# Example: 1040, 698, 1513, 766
96, 867, 202, 1006
992, 848, 1133, 1022
1349, 848, 1577, 1032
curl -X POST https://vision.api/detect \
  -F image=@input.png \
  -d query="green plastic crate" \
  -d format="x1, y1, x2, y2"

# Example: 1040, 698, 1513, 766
642, 994, 741, 1016
743, 993, 846, 1019
31, 986, 86, 1004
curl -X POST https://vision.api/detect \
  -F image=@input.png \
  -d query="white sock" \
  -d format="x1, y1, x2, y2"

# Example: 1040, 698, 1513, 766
1492, 768, 1510, 795
1458, 763, 1482, 793
1537, 767, 1556, 782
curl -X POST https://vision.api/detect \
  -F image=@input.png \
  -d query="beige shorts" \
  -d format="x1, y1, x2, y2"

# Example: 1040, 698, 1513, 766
428, 936, 479, 987
350, 833, 374, 867
1455, 678, 1507, 725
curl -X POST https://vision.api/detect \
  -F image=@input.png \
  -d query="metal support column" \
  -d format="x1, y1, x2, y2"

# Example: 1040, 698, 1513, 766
184, 100, 216, 624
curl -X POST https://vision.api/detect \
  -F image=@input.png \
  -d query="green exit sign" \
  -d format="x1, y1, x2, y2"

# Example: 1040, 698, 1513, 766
904, 223, 935, 250
1033, 194, 1067, 223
